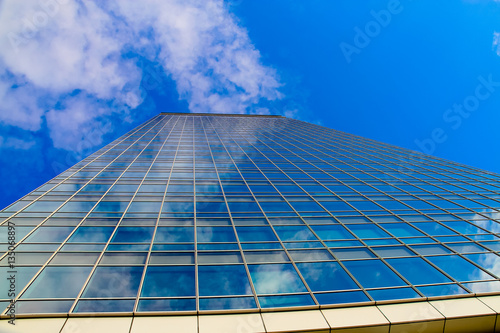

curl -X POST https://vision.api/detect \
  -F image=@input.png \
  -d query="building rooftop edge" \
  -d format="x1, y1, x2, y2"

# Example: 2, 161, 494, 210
159, 112, 284, 118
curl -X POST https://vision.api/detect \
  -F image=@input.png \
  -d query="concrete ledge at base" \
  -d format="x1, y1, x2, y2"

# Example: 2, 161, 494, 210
321, 306, 389, 332
198, 313, 265, 333
4, 296, 500, 333
0, 317, 67, 333
430, 298, 497, 333
130, 316, 197, 333
60, 317, 133, 333
378, 301, 445, 333
477, 295, 500, 333
262, 310, 329, 333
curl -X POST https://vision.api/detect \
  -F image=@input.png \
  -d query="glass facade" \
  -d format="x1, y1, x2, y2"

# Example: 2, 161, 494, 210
1, 112, 500, 315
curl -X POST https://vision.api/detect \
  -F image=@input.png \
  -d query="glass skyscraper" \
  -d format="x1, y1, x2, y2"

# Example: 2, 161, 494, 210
2, 112, 500, 332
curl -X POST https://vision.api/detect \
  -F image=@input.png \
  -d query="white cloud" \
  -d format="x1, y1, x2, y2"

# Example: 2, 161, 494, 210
0, 135, 36, 150
493, 31, 500, 56
0, 0, 283, 151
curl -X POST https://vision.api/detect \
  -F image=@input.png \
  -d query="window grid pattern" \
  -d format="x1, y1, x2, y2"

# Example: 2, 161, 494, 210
0, 113, 500, 315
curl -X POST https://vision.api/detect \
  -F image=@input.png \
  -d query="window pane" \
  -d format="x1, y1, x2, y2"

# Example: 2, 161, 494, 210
273, 226, 317, 241
198, 265, 252, 296
427, 255, 495, 282
22, 267, 92, 298
141, 266, 195, 297
155, 227, 194, 242
296, 262, 358, 291
236, 226, 277, 242
386, 257, 452, 285
197, 227, 237, 242
111, 227, 154, 243
249, 264, 307, 294
68, 227, 114, 243
83, 266, 143, 297
343, 260, 407, 288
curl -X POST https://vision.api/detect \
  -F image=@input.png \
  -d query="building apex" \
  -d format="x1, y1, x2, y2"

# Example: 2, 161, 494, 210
159, 112, 284, 118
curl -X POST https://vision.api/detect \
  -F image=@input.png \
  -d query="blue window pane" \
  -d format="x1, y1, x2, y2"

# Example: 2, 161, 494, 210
196, 184, 222, 193
240, 242, 282, 250
199, 297, 257, 310
83, 266, 143, 297
128, 201, 162, 212
93, 201, 130, 212
377, 201, 410, 210
199, 265, 252, 296
25, 227, 75, 242
386, 257, 452, 285
311, 225, 354, 240
417, 284, 467, 297
258, 294, 314, 308
343, 260, 407, 288
371, 246, 415, 258
399, 237, 435, 245
111, 227, 154, 243
347, 201, 382, 211
332, 248, 376, 259
314, 291, 369, 305
289, 250, 333, 261
222, 184, 249, 192
59, 201, 96, 212
244, 251, 289, 263
75, 300, 135, 313
319, 201, 354, 211
137, 299, 196, 312
381, 223, 425, 237
284, 241, 323, 249
446, 242, 486, 253
141, 266, 195, 297
464, 253, 500, 276
274, 225, 317, 241
258, 202, 294, 212
289, 201, 325, 212
410, 244, 452, 255
163, 201, 194, 212
167, 185, 193, 193
347, 224, 391, 239
17, 300, 74, 314
23, 201, 64, 212
413, 222, 458, 236
368, 287, 420, 301
227, 201, 261, 212
236, 226, 277, 242
443, 221, 487, 234
155, 227, 194, 242
427, 255, 495, 282
401, 200, 435, 210
0, 267, 40, 297
463, 281, 500, 293
68, 227, 114, 243
22, 267, 92, 298
196, 202, 228, 213
249, 264, 307, 294
296, 262, 358, 291
197, 227, 237, 242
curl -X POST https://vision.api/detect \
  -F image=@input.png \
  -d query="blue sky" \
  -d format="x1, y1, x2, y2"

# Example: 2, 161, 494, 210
1, 0, 500, 209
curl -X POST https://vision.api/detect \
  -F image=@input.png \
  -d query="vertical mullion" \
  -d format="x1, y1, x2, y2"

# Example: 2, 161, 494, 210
132, 116, 182, 313
199, 117, 261, 310
67, 116, 177, 314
